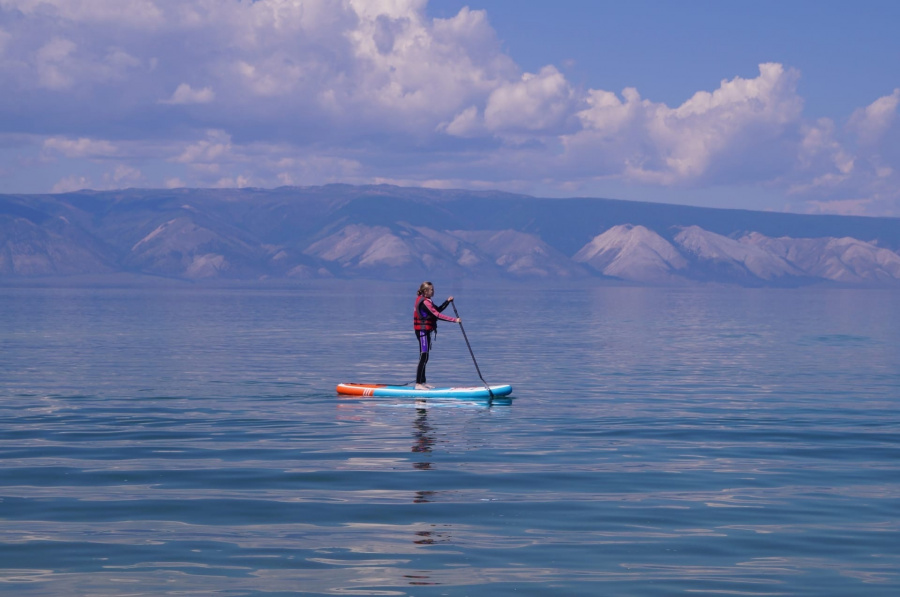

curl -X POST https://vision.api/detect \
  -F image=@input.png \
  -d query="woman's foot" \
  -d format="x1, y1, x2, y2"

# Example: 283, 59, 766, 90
415, 383, 434, 390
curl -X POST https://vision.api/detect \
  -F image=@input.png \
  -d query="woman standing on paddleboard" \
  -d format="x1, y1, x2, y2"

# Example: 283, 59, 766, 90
414, 281, 461, 390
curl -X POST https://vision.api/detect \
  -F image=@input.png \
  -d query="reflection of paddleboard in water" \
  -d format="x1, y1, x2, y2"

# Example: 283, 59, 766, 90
336, 383, 513, 399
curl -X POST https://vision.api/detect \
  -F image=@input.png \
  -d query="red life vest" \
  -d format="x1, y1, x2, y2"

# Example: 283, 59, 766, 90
414, 295, 438, 332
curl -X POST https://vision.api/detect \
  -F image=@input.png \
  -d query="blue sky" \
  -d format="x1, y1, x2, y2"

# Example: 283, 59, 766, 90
1, 1, 898, 215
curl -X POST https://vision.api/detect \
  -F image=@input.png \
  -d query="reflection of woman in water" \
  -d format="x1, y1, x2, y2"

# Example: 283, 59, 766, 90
411, 404, 434, 473
413, 281, 460, 390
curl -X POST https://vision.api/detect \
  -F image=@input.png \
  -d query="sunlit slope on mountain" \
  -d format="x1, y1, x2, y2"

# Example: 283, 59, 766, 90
741, 232, 900, 283
673, 226, 801, 283
303, 224, 585, 278
126, 216, 268, 279
573, 225, 687, 283
448, 229, 587, 278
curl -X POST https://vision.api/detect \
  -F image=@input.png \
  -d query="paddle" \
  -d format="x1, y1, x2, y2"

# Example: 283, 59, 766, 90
450, 300, 495, 400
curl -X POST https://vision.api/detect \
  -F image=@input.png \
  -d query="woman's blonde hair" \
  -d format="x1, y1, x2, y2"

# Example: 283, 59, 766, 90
417, 281, 434, 296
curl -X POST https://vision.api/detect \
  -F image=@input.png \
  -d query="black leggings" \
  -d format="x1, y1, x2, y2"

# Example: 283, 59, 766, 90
416, 330, 432, 384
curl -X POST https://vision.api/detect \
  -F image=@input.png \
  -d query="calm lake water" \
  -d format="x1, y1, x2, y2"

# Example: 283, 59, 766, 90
1, 282, 898, 596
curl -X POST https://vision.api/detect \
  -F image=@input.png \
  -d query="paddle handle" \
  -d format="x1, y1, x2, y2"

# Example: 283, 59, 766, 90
450, 300, 494, 400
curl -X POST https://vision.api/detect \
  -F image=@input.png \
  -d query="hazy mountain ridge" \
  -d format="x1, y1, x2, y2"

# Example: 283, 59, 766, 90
2, 185, 900, 286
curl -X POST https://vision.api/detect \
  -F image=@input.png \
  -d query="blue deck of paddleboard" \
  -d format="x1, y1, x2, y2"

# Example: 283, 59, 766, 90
348, 384, 512, 398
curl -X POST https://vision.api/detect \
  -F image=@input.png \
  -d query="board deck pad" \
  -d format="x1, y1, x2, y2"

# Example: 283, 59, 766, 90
337, 383, 513, 398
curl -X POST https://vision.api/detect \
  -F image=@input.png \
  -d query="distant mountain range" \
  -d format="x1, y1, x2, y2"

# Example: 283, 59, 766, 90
3, 185, 900, 286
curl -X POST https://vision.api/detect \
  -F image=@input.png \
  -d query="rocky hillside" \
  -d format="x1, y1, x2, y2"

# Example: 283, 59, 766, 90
572, 224, 900, 285
2, 185, 900, 286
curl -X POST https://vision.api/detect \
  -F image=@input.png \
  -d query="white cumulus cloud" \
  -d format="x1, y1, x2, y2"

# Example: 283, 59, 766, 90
161, 83, 215, 105
173, 129, 233, 166
564, 63, 805, 185
105, 163, 143, 186
848, 88, 899, 147
484, 66, 577, 135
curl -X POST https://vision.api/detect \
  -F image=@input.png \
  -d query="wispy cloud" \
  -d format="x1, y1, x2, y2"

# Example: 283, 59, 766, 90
43, 137, 118, 158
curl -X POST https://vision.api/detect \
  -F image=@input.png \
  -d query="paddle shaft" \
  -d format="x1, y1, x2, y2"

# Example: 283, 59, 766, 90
450, 301, 494, 399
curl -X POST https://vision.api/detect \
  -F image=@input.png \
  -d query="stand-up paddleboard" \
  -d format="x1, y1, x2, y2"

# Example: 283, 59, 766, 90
337, 383, 513, 399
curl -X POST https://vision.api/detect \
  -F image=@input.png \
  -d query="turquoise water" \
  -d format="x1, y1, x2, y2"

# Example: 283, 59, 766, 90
1, 283, 898, 596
